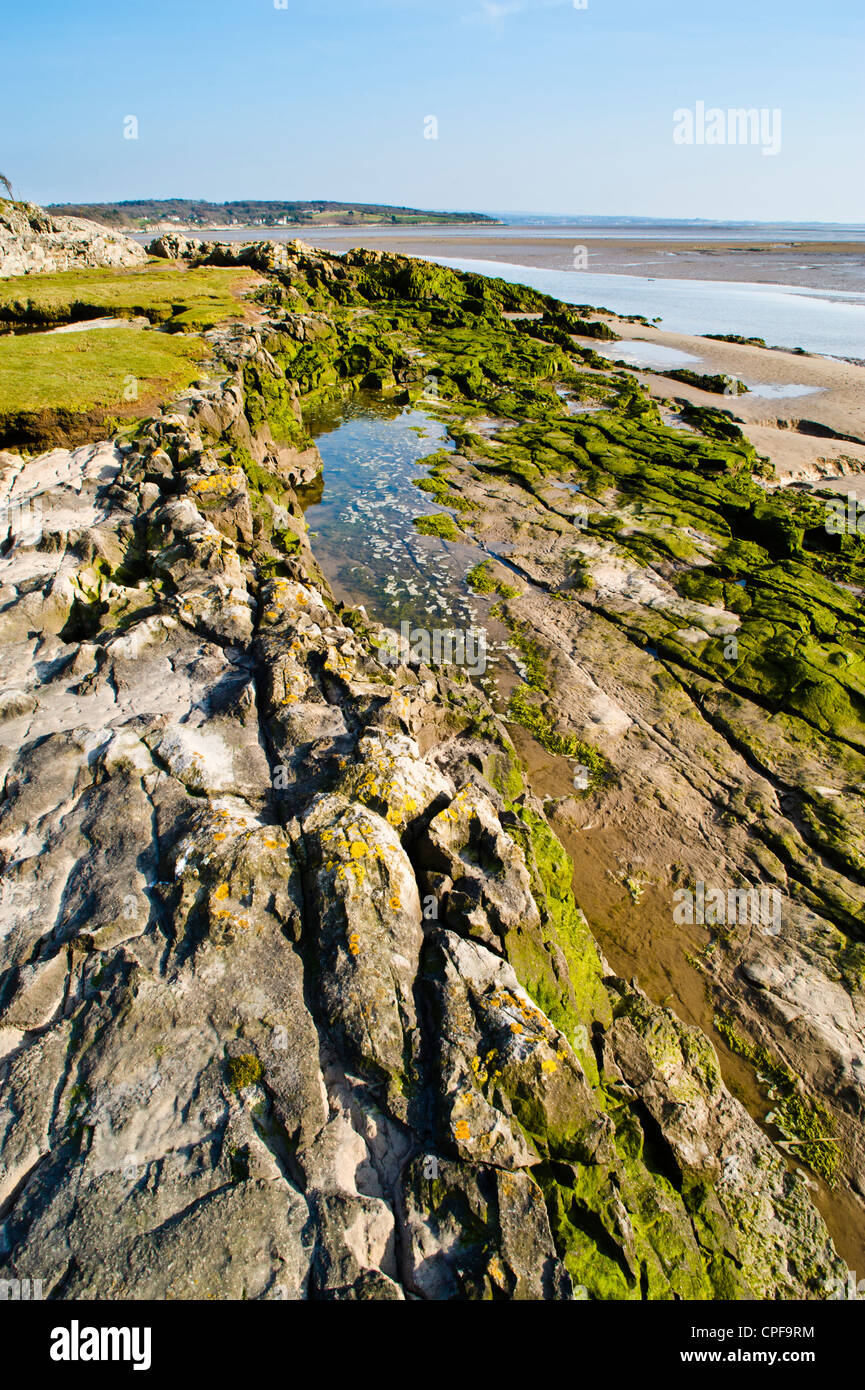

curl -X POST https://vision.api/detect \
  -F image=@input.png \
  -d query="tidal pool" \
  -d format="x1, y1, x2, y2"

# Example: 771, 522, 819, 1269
302, 392, 518, 684
303, 393, 469, 625
591, 340, 703, 370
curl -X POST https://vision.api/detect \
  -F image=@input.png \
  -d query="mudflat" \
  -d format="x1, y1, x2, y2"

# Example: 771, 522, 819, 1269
303, 230, 865, 295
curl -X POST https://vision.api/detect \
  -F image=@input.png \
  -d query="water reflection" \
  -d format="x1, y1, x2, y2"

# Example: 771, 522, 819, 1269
302, 392, 519, 690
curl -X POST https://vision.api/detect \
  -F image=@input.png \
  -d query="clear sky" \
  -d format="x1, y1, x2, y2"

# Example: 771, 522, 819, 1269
4, 0, 863, 222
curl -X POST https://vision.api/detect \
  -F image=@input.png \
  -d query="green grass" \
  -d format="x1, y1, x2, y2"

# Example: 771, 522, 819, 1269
0, 325, 206, 413
0, 262, 258, 332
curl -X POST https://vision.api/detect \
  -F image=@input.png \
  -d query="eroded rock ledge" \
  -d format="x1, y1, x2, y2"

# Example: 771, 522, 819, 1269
0, 312, 848, 1299
0, 202, 147, 277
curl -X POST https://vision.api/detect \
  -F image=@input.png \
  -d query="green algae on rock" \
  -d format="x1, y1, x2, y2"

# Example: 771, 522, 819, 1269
412, 512, 463, 541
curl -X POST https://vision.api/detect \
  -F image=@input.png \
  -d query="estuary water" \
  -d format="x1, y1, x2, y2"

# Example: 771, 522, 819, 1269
134, 221, 865, 245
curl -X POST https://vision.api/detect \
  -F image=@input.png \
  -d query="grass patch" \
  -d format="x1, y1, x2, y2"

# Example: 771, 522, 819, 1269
0, 263, 258, 332
0, 325, 206, 415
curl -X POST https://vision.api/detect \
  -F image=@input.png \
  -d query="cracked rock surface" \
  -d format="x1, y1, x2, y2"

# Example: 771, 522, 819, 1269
0, 378, 848, 1299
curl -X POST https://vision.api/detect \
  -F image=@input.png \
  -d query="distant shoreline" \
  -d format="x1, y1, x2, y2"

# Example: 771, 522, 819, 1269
132, 218, 501, 234
48, 199, 499, 233
131, 224, 865, 296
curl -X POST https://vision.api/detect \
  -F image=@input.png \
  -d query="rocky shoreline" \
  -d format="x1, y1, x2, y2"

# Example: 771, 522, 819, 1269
0, 226, 860, 1297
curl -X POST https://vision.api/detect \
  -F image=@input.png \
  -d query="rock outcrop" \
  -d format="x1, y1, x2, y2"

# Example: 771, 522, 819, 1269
0, 349, 848, 1300
0, 229, 856, 1299
0, 201, 147, 277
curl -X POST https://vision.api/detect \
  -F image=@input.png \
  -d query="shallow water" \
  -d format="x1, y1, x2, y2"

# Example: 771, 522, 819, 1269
583, 340, 827, 398
302, 394, 519, 691
741, 381, 825, 399
303, 394, 470, 627
593, 340, 703, 370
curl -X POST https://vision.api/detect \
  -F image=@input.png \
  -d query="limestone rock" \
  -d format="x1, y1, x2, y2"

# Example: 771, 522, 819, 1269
416, 784, 540, 947
0, 201, 147, 276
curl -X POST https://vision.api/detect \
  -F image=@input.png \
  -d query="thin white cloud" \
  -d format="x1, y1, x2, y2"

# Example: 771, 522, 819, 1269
476, 1, 526, 20
464, 0, 569, 28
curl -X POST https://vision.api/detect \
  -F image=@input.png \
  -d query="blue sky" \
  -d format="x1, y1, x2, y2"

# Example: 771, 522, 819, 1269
4, 0, 863, 221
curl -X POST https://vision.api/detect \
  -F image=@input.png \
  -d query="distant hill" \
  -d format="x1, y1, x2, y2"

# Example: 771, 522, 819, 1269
46, 199, 497, 231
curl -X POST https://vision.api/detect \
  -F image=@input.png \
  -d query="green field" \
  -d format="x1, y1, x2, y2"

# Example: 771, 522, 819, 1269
0, 262, 260, 332
0, 324, 206, 414
0, 261, 258, 444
